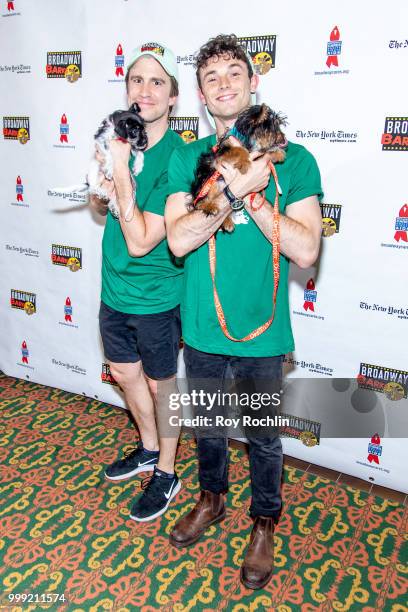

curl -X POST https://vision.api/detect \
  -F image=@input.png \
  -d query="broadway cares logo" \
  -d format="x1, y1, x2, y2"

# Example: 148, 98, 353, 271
2, 1, 20, 16
292, 279, 325, 321
108, 44, 125, 82
381, 203, 408, 251
314, 25, 350, 76
360, 301, 408, 320
59, 297, 78, 329
5, 244, 39, 258
296, 129, 357, 143
53, 114, 75, 149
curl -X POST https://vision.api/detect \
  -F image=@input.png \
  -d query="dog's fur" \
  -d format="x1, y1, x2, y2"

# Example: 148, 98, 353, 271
190, 104, 287, 232
52, 103, 148, 219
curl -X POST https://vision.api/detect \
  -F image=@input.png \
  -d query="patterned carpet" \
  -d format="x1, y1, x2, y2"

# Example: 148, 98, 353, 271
0, 373, 407, 611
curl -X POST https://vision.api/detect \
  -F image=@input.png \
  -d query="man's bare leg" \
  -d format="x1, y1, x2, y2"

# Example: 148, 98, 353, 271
108, 360, 159, 451
146, 374, 181, 473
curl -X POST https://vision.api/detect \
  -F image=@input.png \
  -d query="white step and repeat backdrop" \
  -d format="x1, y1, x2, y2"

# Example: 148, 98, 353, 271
1, 0, 407, 491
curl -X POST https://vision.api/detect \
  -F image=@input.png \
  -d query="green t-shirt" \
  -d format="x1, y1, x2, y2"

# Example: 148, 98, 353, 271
101, 128, 184, 314
168, 135, 323, 357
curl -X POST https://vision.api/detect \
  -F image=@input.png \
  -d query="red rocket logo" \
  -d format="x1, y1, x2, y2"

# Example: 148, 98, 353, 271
303, 278, 317, 312
60, 113, 69, 143
326, 26, 342, 68
115, 44, 124, 77
64, 297, 73, 322
7, 1, 14, 11
394, 204, 408, 243
21, 340, 28, 363
16, 175, 23, 202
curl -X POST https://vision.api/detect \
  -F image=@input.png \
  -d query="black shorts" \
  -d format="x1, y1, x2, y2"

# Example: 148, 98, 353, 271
99, 302, 181, 380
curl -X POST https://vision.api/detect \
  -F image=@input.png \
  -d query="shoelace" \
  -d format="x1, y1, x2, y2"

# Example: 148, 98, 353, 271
141, 475, 153, 490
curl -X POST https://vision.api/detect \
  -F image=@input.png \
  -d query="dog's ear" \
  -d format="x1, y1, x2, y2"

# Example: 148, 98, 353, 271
129, 102, 141, 115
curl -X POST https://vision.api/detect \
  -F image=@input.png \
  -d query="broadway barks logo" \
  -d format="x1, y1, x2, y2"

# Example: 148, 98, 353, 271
367, 433, 382, 465
140, 42, 165, 56
357, 362, 408, 401
381, 117, 408, 151
321, 203, 342, 237
3, 116, 30, 143
51, 244, 82, 272
101, 363, 118, 386
10, 289, 36, 315
169, 117, 199, 143
280, 414, 321, 446
237, 35, 276, 75
46, 51, 82, 82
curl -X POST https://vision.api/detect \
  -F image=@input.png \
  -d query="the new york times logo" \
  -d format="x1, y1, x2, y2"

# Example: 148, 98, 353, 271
52, 358, 86, 375
381, 117, 408, 151
358, 362, 408, 401
169, 117, 199, 143
51, 244, 82, 271
320, 203, 342, 237
237, 35, 276, 74
46, 51, 82, 82
10, 289, 36, 315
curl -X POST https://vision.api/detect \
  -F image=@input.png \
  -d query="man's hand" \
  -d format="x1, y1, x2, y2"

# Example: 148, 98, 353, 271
88, 149, 116, 215
109, 138, 131, 172
216, 144, 270, 199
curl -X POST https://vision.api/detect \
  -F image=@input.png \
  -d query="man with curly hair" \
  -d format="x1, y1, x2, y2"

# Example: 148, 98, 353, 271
165, 34, 323, 589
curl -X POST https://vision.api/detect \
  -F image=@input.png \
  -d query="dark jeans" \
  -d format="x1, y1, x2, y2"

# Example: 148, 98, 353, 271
184, 343, 283, 521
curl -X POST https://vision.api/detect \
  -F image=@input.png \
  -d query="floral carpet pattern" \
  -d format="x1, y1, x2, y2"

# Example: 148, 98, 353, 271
0, 373, 407, 611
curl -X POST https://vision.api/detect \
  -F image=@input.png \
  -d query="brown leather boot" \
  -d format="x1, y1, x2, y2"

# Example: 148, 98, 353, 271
240, 516, 275, 589
169, 490, 226, 548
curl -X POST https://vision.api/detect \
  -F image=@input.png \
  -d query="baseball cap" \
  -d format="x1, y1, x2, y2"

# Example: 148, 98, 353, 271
204, 47, 256, 129
126, 42, 179, 81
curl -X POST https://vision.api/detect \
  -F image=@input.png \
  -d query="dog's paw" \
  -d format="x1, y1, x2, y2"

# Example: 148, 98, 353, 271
200, 201, 219, 216
221, 217, 235, 233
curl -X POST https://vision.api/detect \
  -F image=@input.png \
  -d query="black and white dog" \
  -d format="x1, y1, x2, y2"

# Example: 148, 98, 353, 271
53, 103, 147, 219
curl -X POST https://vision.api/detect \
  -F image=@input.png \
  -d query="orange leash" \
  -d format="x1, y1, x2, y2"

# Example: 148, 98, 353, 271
209, 160, 280, 342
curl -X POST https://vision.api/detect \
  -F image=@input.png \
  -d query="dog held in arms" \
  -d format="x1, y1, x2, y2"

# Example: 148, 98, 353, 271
190, 104, 288, 232
53, 103, 147, 220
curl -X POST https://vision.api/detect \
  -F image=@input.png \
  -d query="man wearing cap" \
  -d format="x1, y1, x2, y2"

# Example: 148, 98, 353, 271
91, 42, 184, 522
165, 34, 323, 588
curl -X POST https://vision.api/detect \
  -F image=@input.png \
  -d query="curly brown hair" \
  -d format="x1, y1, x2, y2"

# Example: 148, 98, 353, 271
195, 34, 253, 88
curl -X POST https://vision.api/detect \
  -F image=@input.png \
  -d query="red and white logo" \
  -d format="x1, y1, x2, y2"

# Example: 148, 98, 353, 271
367, 433, 382, 464
303, 278, 317, 312
326, 26, 342, 68
21, 340, 28, 363
394, 204, 408, 243
115, 44, 124, 77
16, 175, 23, 202
60, 113, 69, 143
7, 1, 14, 11
64, 297, 73, 322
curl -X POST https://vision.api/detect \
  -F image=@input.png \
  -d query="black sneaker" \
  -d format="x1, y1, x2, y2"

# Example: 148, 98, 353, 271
104, 443, 159, 481
129, 468, 181, 522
